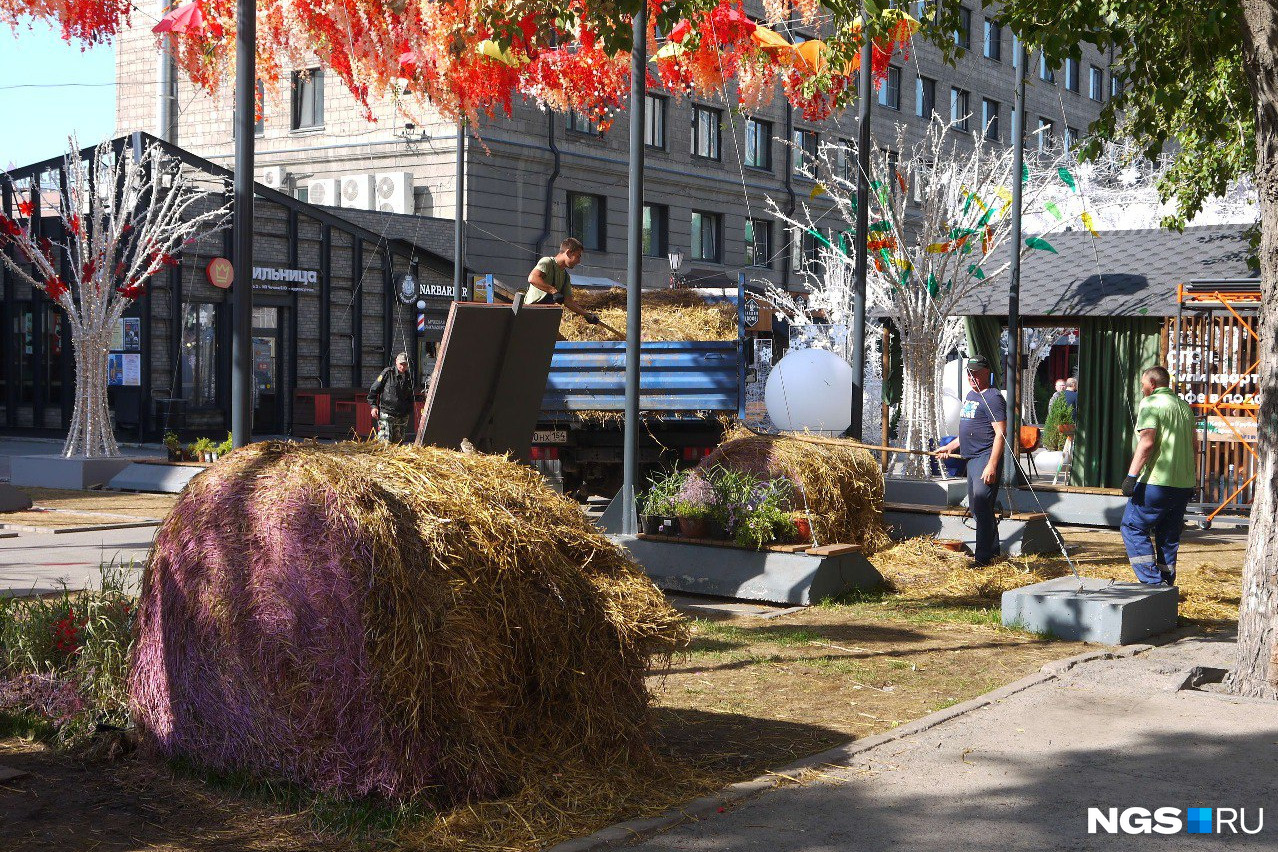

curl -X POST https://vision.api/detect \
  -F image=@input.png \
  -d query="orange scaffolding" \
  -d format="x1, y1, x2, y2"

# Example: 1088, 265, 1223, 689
1174, 279, 1262, 525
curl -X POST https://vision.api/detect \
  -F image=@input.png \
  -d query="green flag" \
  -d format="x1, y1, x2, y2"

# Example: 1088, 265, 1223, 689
868, 220, 893, 232
1058, 167, 1076, 191
968, 264, 986, 280
1045, 201, 1063, 220
926, 273, 939, 297
1022, 163, 1030, 183
1026, 236, 1058, 253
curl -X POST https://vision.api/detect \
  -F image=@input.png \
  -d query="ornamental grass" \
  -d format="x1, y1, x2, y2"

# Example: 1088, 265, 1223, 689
128, 440, 688, 804
559, 288, 738, 342
684, 426, 891, 551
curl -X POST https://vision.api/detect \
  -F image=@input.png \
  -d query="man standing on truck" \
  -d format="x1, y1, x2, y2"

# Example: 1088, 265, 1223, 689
367, 352, 416, 443
525, 237, 602, 326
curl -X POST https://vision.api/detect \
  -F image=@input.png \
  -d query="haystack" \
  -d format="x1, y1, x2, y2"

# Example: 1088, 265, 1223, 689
559, 288, 737, 341
128, 441, 687, 803
685, 426, 890, 550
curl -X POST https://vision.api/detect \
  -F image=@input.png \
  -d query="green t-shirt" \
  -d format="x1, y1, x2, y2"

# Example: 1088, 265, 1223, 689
1134, 387, 1196, 489
525, 256, 571, 305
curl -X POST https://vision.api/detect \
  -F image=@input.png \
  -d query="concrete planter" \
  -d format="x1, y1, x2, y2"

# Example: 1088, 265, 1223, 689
9, 455, 134, 490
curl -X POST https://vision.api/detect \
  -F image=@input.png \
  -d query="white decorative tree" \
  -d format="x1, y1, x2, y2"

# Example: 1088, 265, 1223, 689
1014, 326, 1067, 425
763, 118, 1072, 475
0, 139, 230, 458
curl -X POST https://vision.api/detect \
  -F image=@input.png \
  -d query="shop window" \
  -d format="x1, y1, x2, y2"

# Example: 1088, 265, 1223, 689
181, 303, 218, 408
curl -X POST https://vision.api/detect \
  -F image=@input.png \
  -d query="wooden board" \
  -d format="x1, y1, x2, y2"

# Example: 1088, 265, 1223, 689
805, 543, 863, 557
416, 302, 563, 462
883, 501, 1047, 522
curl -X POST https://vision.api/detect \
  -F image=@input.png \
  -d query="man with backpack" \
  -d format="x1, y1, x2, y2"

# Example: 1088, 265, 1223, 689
367, 352, 416, 443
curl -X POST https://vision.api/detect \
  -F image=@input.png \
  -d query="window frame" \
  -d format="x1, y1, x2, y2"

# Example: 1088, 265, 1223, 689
290, 68, 324, 131
954, 6, 971, 49
691, 104, 722, 161
793, 128, 819, 178
642, 203, 668, 257
644, 94, 667, 149
180, 302, 219, 410
982, 98, 1000, 142
1065, 57, 1080, 93
1037, 117, 1056, 153
1039, 54, 1056, 84
691, 210, 723, 263
566, 191, 607, 251
878, 66, 902, 110
566, 109, 601, 135
1089, 65, 1105, 101
983, 18, 1001, 61
745, 218, 773, 268
917, 76, 937, 118
744, 117, 773, 171
950, 87, 971, 131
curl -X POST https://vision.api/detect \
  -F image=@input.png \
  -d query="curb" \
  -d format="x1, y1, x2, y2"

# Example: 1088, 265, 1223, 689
545, 644, 1155, 852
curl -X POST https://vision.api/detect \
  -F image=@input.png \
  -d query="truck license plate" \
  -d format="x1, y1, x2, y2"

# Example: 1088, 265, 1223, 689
532, 429, 569, 444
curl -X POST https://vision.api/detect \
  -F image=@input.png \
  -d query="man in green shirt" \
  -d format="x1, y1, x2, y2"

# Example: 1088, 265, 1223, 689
525, 237, 600, 325
1119, 365, 1197, 585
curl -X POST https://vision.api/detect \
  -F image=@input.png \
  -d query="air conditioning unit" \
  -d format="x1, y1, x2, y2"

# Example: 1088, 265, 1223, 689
374, 172, 414, 214
260, 166, 290, 190
340, 174, 375, 209
307, 178, 340, 207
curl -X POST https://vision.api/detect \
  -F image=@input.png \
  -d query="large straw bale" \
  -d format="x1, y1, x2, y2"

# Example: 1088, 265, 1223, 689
560, 288, 737, 341
685, 426, 890, 550
128, 441, 686, 803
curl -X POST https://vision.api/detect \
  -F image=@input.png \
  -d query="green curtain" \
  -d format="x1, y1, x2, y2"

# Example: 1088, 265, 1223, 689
883, 321, 903, 407
1071, 317, 1162, 488
964, 315, 1004, 387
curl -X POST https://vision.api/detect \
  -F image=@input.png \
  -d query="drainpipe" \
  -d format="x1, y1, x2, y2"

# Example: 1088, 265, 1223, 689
156, 1, 175, 141
533, 111, 562, 258
782, 98, 796, 289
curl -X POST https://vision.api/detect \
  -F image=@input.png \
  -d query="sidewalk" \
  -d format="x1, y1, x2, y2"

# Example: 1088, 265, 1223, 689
0, 526, 155, 595
610, 636, 1277, 851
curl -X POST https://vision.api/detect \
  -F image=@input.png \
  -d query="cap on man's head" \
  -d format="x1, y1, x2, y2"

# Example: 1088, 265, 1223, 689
965, 355, 992, 372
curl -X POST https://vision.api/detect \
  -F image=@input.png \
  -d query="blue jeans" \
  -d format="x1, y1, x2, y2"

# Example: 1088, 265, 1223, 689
1120, 483, 1192, 585
967, 452, 1002, 565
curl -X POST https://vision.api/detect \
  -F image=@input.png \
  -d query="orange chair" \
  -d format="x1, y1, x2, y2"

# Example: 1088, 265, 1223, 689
1018, 425, 1041, 478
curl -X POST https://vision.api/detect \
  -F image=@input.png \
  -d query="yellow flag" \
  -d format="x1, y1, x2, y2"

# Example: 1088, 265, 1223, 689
810, 183, 827, 200
926, 242, 952, 254
1081, 211, 1099, 236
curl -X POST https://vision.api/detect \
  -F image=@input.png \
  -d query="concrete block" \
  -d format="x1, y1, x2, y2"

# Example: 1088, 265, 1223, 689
1001, 576, 1179, 645
0, 484, 34, 513
884, 476, 967, 507
8, 455, 135, 490
883, 507, 1058, 557
1011, 486, 1128, 528
612, 534, 885, 606
108, 461, 207, 494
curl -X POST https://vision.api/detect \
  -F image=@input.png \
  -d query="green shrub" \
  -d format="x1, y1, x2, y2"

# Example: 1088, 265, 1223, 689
1042, 393, 1075, 451
640, 469, 688, 517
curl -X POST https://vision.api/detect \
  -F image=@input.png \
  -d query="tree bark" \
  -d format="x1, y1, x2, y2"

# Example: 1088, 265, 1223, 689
1228, 0, 1278, 698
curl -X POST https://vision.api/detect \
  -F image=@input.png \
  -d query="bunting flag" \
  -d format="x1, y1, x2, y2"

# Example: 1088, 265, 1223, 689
926, 241, 952, 254
995, 186, 1013, 213
1026, 236, 1058, 254
977, 207, 996, 227
868, 220, 893, 232
981, 225, 994, 255
810, 183, 827, 199
968, 193, 989, 212
1044, 201, 1063, 220
1058, 167, 1077, 191
926, 273, 939, 297
1022, 163, 1030, 184
867, 236, 897, 252
962, 187, 973, 215
950, 226, 980, 238
895, 171, 908, 194
967, 264, 986, 280
1081, 211, 1099, 236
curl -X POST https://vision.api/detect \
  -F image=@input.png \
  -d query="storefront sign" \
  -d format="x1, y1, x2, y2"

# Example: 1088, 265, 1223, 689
252, 266, 319, 293
207, 257, 234, 289
396, 272, 469, 304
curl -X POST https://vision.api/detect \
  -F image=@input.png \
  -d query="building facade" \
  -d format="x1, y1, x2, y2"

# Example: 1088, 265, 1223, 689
114, 6, 1112, 291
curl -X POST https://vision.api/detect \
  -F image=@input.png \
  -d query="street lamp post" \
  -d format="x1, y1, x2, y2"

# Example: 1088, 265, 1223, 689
667, 249, 684, 288
230, 0, 255, 447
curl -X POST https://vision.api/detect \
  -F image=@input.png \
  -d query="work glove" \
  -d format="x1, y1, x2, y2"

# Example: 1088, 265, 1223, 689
1121, 475, 1139, 498
585, 312, 601, 324
549, 292, 566, 305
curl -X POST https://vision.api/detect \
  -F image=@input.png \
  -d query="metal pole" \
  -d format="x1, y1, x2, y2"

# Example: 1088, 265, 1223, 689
848, 20, 872, 439
453, 120, 466, 301
1005, 41, 1028, 490
156, 0, 174, 141
230, 0, 255, 447
620, 6, 647, 536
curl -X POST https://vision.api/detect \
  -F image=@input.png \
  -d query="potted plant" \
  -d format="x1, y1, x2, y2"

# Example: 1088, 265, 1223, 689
191, 437, 214, 463
640, 469, 686, 535
1042, 393, 1076, 451
673, 500, 713, 539
216, 432, 233, 459
163, 430, 181, 462
730, 478, 799, 550
790, 511, 813, 543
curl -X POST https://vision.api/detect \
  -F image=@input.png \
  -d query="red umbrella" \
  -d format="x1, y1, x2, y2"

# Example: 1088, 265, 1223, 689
152, 2, 205, 34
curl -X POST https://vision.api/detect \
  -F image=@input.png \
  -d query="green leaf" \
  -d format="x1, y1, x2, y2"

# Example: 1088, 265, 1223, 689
1045, 201, 1063, 219
1026, 237, 1058, 253
968, 264, 986, 280
1057, 167, 1077, 191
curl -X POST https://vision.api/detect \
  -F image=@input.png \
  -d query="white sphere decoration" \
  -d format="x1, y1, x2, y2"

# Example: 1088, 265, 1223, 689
765, 348, 854, 434
940, 358, 968, 402
940, 393, 963, 437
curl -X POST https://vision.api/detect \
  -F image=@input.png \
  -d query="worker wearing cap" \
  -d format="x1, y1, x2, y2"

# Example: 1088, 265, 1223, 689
936, 355, 1008, 567
525, 237, 601, 325
1120, 365, 1196, 586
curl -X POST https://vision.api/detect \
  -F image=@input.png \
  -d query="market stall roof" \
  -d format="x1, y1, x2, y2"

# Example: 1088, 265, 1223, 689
953, 224, 1256, 319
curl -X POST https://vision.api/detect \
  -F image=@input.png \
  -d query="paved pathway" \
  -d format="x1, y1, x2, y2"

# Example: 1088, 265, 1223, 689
620, 636, 1277, 851
0, 526, 155, 595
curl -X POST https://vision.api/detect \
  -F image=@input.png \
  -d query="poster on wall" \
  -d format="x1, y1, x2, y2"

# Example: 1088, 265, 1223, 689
108, 354, 124, 386
123, 318, 141, 351
110, 320, 125, 352
122, 354, 142, 386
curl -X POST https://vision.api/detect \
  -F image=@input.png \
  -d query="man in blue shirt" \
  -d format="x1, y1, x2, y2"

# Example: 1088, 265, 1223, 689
937, 355, 1008, 566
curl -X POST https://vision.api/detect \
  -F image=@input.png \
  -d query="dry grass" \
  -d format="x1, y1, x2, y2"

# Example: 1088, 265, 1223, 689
17, 486, 179, 519
559, 288, 738, 342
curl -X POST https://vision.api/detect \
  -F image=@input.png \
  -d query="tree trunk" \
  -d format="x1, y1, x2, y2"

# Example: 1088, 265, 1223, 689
899, 336, 941, 478
1228, 0, 1278, 698
62, 325, 120, 459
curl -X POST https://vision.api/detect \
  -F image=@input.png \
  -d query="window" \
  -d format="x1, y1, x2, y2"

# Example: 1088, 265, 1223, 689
913, 1, 929, 19
691, 211, 722, 262
1039, 54, 1055, 83
567, 192, 606, 251
290, 68, 324, 130
1111, 74, 1121, 97
692, 105, 721, 159
878, 66, 902, 110
917, 76, 937, 118
793, 129, 818, 177
181, 303, 218, 408
983, 19, 1001, 61
644, 94, 666, 148
642, 203, 668, 257
950, 87, 970, 131
835, 139, 853, 182
982, 98, 1000, 142
567, 110, 600, 134
1037, 118, 1055, 152
744, 118, 773, 170
745, 219, 772, 268
1065, 57, 1080, 92
1064, 126, 1079, 151
1089, 65, 1104, 101
790, 228, 822, 273
294, 186, 309, 203
954, 6, 971, 49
